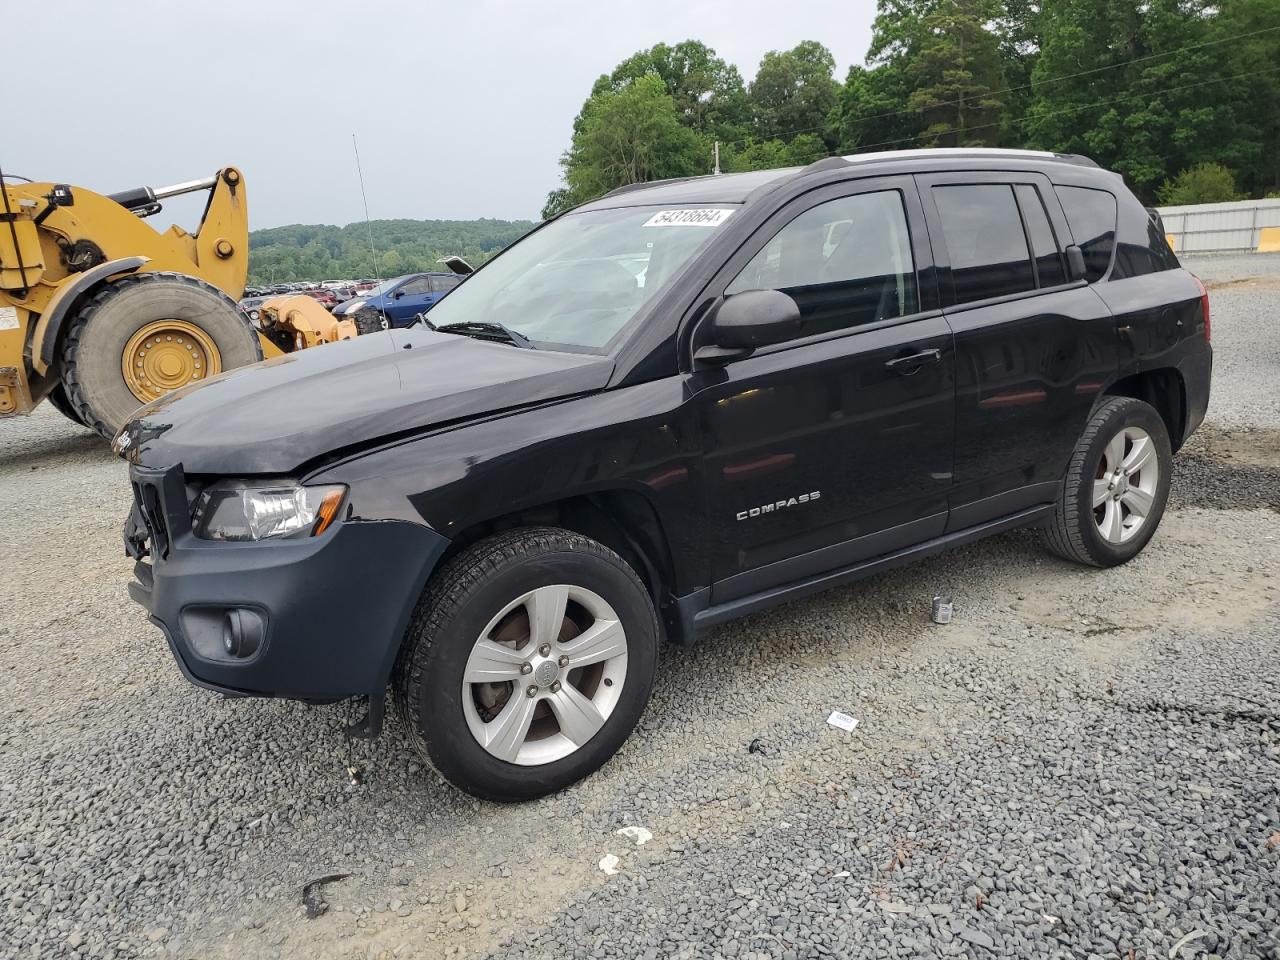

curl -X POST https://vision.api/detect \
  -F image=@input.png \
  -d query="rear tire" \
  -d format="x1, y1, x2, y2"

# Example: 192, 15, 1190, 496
1041, 396, 1172, 567
61, 272, 262, 440
395, 527, 658, 801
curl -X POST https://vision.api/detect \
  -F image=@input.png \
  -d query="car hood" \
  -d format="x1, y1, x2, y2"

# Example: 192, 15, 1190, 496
118, 328, 613, 474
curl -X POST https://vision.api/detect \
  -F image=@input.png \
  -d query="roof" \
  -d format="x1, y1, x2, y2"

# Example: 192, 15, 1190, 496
579, 148, 1099, 212
581, 167, 800, 210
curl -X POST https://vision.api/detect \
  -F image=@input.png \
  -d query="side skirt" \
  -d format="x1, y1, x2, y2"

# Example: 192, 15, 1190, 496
674, 504, 1055, 641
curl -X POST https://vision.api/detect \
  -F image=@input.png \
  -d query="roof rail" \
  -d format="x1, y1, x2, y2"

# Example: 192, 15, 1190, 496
831, 147, 1098, 168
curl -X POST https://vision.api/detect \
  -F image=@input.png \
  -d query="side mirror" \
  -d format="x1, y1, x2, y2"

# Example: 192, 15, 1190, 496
392, 289, 406, 299
1065, 244, 1087, 282
697, 289, 803, 363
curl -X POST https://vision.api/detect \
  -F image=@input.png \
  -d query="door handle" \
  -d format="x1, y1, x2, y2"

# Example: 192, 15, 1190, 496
885, 348, 942, 374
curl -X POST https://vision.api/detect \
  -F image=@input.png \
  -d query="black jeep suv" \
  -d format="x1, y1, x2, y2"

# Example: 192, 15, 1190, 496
119, 148, 1211, 800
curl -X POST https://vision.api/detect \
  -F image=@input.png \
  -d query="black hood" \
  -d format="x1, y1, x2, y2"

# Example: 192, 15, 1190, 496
117, 328, 612, 474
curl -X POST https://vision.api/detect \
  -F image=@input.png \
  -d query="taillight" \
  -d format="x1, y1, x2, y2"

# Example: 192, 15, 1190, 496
1193, 275, 1210, 343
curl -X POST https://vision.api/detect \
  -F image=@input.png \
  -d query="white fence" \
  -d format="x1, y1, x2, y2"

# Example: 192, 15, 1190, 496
1156, 198, 1280, 254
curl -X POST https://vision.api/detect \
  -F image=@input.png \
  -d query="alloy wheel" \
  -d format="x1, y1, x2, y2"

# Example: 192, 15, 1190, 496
461, 584, 628, 766
1093, 425, 1159, 544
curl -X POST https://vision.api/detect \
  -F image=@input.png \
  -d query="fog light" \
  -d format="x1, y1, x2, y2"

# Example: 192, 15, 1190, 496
221, 608, 264, 658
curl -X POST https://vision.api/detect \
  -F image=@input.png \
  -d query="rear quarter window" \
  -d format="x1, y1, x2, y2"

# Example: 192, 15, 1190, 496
1111, 197, 1181, 278
1056, 185, 1117, 283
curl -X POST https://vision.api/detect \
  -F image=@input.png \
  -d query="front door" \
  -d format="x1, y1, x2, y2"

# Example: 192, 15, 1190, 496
689, 178, 956, 602
386, 276, 436, 326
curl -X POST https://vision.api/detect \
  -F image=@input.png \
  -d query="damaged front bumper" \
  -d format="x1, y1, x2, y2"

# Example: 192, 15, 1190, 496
125, 463, 448, 704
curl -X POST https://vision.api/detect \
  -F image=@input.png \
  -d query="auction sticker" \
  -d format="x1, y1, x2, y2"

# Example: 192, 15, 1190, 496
0, 306, 17, 331
643, 208, 734, 228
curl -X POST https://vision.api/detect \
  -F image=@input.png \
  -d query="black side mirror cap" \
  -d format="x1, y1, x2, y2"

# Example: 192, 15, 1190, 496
1065, 244, 1088, 282
697, 290, 803, 365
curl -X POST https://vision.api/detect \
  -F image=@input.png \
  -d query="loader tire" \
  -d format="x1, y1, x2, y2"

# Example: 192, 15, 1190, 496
61, 272, 262, 440
45, 384, 89, 428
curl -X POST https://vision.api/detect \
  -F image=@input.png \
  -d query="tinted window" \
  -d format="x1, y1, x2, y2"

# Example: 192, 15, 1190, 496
1057, 186, 1117, 282
933, 185, 1036, 303
398, 277, 432, 296
430, 275, 462, 292
1112, 200, 1180, 279
726, 190, 917, 334
1015, 184, 1067, 287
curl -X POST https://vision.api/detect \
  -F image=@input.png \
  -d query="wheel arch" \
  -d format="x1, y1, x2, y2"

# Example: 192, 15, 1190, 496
1104, 367, 1187, 452
30, 256, 149, 375
439, 488, 687, 643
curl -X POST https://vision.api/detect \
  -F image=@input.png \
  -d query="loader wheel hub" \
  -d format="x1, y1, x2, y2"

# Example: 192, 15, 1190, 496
122, 320, 222, 403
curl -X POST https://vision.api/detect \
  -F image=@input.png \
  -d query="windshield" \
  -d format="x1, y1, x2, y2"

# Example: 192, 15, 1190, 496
423, 205, 736, 348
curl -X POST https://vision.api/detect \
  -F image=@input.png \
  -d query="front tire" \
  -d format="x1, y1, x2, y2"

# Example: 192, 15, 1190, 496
395, 527, 658, 801
354, 311, 390, 336
1042, 396, 1172, 567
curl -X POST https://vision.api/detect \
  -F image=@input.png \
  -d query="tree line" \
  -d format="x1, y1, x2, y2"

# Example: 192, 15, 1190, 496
542, 0, 1280, 218
247, 218, 535, 285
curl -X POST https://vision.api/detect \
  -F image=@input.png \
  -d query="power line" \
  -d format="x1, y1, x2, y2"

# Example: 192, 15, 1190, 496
722, 22, 1280, 150
843, 23, 1280, 132
842, 62, 1280, 155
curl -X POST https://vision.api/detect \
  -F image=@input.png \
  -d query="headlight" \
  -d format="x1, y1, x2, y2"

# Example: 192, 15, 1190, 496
191, 480, 347, 541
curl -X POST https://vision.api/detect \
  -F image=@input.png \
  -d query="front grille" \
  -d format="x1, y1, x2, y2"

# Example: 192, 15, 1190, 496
128, 466, 185, 560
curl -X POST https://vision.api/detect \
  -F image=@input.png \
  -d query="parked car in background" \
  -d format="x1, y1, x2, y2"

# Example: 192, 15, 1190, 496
237, 295, 270, 323
343, 272, 464, 334
304, 288, 341, 309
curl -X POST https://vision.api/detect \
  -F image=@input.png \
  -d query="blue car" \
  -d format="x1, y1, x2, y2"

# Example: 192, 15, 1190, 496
338, 272, 463, 334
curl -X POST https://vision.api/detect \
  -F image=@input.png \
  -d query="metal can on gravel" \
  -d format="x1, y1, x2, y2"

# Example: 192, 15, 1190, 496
931, 595, 953, 624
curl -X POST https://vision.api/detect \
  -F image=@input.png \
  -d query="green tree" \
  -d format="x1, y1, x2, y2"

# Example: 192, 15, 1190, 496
1210, 0, 1280, 196
605, 40, 750, 140
246, 219, 535, 284
748, 41, 841, 144
724, 133, 828, 172
915, 0, 1006, 145
833, 62, 918, 153
1158, 162, 1242, 204
1023, 0, 1256, 201
544, 75, 709, 218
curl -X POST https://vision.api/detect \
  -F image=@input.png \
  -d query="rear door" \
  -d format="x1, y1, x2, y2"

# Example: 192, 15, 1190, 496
689, 177, 956, 602
426, 274, 463, 310
916, 172, 1117, 529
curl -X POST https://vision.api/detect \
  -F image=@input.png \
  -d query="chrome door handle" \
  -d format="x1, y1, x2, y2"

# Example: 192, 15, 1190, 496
885, 348, 942, 374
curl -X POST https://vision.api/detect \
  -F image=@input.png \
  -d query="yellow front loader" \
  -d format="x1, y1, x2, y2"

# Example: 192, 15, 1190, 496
0, 166, 345, 441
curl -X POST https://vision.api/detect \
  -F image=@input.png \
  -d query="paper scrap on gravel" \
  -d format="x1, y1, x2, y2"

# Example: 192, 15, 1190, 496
826, 710, 859, 732
598, 854, 621, 875
616, 826, 653, 846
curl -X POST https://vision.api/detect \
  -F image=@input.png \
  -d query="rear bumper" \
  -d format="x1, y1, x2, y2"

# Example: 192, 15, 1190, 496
126, 468, 448, 701
1179, 341, 1213, 445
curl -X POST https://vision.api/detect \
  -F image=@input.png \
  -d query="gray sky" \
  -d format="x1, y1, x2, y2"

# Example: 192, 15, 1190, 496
9, 0, 872, 229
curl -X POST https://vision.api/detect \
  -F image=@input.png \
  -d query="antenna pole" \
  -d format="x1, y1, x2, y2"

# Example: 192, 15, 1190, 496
352, 134, 381, 282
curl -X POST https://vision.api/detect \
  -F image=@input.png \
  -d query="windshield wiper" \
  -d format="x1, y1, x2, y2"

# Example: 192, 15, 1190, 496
432, 320, 534, 349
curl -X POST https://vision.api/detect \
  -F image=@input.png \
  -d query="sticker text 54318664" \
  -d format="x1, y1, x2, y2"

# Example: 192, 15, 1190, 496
643, 209, 735, 228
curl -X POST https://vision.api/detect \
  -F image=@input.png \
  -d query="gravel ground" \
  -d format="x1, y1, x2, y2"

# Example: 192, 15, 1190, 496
1, 255, 1277, 960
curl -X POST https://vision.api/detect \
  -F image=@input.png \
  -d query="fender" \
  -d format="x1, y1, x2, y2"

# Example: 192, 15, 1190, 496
30, 256, 149, 375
